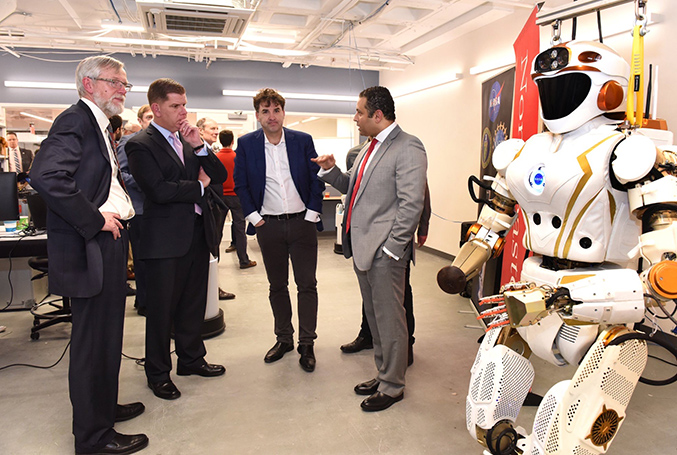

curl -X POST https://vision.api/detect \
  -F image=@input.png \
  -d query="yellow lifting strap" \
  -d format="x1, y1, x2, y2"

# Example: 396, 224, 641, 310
626, 23, 644, 127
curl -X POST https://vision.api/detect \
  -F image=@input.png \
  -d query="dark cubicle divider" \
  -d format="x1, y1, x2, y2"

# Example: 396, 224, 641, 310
0, 172, 19, 222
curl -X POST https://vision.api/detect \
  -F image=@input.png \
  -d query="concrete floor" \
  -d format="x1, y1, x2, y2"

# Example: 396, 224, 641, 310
0, 233, 675, 455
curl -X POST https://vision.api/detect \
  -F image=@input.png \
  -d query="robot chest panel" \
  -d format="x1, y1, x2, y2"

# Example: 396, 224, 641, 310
505, 133, 620, 261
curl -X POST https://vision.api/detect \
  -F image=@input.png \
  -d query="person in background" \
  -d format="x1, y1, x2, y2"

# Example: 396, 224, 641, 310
117, 105, 153, 315
197, 117, 237, 301
234, 88, 325, 373
215, 129, 256, 270
123, 122, 142, 136
127, 79, 228, 401
109, 115, 123, 147
29, 55, 148, 455
6, 131, 34, 173
314, 86, 427, 412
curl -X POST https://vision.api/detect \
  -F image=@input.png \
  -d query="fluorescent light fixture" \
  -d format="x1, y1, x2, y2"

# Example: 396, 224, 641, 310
6, 80, 149, 93
222, 89, 356, 102
88, 37, 206, 48
469, 58, 515, 76
5, 81, 75, 90
20, 112, 54, 123
392, 73, 463, 99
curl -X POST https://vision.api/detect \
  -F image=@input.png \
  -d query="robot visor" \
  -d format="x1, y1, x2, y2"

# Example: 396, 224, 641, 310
536, 73, 591, 121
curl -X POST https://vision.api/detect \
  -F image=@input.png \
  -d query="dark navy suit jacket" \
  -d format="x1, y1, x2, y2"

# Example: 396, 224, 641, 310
29, 100, 111, 298
234, 127, 325, 235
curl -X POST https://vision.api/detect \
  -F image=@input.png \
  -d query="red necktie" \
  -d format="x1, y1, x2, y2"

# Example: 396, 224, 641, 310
345, 139, 378, 233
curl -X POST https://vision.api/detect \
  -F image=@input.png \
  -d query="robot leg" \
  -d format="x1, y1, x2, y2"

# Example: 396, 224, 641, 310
517, 326, 648, 455
467, 326, 535, 454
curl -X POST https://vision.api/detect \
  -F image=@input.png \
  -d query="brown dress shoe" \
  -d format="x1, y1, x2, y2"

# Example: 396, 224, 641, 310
240, 260, 257, 269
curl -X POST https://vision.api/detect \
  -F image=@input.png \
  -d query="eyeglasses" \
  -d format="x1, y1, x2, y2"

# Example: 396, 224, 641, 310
91, 77, 133, 92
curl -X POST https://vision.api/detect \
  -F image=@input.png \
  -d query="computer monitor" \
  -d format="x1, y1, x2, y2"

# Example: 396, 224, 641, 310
26, 192, 48, 229
0, 172, 19, 222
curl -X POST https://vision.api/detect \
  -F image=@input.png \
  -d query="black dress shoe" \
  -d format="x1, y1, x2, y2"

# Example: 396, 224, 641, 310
354, 378, 380, 396
360, 391, 404, 412
126, 283, 136, 296
340, 335, 373, 353
219, 288, 236, 300
264, 341, 294, 363
76, 432, 149, 455
147, 380, 181, 400
297, 345, 316, 372
177, 362, 226, 377
115, 402, 145, 422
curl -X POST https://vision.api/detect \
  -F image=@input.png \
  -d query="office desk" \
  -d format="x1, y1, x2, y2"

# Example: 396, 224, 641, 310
0, 232, 48, 258
0, 232, 48, 310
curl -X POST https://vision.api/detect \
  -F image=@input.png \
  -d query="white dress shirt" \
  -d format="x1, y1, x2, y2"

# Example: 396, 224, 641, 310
246, 130, 320, 226
81, 98, 135, 221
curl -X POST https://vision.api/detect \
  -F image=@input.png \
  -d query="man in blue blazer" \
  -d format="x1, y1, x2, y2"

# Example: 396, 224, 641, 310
234, 88, 325, 372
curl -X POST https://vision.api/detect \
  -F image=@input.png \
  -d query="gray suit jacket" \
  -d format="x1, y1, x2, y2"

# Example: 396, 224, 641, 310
321, 124, 427, 271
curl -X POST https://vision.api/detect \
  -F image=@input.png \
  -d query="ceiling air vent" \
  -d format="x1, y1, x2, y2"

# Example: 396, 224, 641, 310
137, 0, 253, 38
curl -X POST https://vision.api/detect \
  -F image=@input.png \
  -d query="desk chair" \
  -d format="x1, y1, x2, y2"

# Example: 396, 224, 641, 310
25, 193, 72, 340
28, 257, 71, 340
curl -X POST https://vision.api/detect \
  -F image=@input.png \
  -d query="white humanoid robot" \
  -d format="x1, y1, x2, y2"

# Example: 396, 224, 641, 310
438, 40, 677, 455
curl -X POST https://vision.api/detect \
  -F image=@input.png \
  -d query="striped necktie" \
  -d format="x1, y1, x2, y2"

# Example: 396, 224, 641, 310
12, 149, 21, 173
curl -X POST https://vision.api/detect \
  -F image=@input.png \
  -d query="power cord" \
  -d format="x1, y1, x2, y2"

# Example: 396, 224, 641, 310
0, 340, 71, 371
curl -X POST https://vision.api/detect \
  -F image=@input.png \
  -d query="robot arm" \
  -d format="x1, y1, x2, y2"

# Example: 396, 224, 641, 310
614, 136, 677, 304
438, 139, 523, 294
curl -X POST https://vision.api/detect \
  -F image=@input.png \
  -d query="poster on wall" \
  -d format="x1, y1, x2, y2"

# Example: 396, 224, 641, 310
500, 5, 540, 287
473, 66, 515, 303
479, 67, 515, 202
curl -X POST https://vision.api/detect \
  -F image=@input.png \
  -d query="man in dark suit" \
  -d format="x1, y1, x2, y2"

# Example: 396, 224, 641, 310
126, 78, 228, 401
5, 131, 34, 172
234, 88, 325, 373
314, 86, 427, 411
29, 55, 148, 455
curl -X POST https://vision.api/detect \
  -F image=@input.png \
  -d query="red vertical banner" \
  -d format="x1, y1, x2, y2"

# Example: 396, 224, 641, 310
500, 6, 540, 286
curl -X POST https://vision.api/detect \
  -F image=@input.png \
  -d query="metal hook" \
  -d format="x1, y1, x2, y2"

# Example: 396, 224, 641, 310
551, 19, 562, 45
632, 0, 649, 37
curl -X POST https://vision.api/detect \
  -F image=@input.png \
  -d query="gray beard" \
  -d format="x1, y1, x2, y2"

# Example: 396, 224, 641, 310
94, 93, 124, 117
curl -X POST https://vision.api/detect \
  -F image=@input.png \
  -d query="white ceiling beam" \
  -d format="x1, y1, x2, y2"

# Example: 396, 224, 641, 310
57, 0, 82, 29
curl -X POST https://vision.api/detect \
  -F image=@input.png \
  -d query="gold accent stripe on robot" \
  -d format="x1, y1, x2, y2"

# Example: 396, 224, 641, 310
519, 209, 532, 251
559, 274, 596, 284
554, 135, 618, 257
563, 188, 602, 257
513, 141, 527, 161
607, 190, 616, 222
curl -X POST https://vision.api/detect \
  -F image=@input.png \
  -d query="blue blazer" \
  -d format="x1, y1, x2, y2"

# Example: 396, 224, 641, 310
234, 127, 325, 234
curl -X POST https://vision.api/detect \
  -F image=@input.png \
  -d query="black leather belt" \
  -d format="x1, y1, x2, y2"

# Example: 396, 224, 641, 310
263, 211, 305, 220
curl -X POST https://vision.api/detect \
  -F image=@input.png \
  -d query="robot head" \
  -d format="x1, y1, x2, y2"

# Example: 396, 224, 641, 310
532, 40, 629, 134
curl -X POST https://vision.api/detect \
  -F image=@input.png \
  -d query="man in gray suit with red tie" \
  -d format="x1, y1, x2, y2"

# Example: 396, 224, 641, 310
314, 86, 427, 412
30, 55, 148, 454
